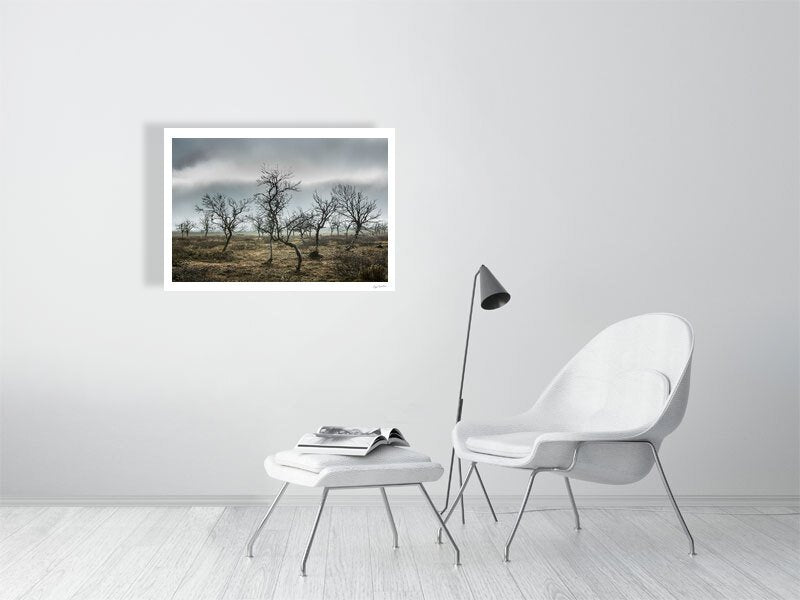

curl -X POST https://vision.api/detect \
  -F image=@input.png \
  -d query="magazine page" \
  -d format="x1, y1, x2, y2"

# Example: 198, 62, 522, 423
316, 426, 407, 443
381, 427, 409, 446
298, 433, 380, 449
295, 432, 387, 456
316, 425, 381, 437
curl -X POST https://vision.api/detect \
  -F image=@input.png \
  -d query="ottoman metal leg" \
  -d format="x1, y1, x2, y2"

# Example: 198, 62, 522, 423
246, 481, 289, 557
380, 487, 399, 549
418, 484, 461, 567
301, 487, 329, 577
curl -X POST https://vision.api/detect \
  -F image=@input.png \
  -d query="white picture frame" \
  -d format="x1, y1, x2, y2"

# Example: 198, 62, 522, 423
164, 127, 395, 291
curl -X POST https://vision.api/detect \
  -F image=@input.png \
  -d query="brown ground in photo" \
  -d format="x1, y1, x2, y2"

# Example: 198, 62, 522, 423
171, 234, 389, 283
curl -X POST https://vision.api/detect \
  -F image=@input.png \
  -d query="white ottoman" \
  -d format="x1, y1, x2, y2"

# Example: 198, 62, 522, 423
245, 446, 460, 575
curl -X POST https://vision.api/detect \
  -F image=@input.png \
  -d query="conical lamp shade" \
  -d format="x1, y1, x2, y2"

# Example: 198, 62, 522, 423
478, 265, 510, 310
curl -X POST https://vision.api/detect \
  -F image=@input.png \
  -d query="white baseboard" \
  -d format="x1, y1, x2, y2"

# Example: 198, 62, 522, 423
1, 494, 797, 507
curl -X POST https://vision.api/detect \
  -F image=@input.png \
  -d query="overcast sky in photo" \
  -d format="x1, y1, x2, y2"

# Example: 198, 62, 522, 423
171, 137, 389, 227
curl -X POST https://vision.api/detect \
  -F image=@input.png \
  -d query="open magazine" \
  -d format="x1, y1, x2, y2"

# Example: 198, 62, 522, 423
294, 426, 410, 456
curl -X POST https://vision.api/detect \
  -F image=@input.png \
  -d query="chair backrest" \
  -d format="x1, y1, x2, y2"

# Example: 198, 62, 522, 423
527, 313, 694, 442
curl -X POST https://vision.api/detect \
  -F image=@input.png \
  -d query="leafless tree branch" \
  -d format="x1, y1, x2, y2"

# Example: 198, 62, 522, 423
195, 193, 251, 251
332, 184, 381, 248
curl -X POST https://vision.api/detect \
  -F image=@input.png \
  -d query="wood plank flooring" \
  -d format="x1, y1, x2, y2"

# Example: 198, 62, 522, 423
0, 503, 797, 599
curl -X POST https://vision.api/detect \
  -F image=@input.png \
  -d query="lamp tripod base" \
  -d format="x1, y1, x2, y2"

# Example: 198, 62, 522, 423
439, 448, 498, 524
443, 265, 508, 525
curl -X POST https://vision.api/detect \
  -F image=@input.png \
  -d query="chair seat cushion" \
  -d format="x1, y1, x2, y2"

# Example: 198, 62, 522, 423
265, 445, 444, 488
465, 432, 542, 458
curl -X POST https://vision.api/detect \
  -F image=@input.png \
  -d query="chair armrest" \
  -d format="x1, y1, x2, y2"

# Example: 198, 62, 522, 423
525, 433, 656, 472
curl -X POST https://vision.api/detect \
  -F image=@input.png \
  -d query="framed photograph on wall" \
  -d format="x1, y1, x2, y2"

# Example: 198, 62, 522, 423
164, 128, 394, 291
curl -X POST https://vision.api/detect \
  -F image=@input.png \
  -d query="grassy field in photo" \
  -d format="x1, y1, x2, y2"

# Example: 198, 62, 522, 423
172, 233, 389, 283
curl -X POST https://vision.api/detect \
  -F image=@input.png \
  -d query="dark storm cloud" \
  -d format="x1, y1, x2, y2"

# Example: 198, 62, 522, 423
172, 140, 211, 170
170, 137, 389, 226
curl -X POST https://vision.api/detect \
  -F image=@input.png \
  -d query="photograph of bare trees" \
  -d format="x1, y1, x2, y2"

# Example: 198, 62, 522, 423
164, 128, 394, 291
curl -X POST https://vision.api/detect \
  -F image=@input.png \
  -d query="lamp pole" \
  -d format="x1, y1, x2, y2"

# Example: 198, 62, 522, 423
440, 267, 499, 524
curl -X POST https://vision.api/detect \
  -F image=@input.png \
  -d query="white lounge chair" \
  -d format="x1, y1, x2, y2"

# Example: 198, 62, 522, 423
439, 313, 697, 561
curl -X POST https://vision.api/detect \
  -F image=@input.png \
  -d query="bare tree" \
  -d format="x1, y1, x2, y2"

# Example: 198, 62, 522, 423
333, 184, 381, 247
195, 208, 214, 238
196, 193, 251, 251
309, 191, 339, 253
178, 219, 195, 237
255, 165, 301, 265
246, 213, 268, 238
295, 209, 314, 240
329, 215, 342, 236
372, 221, 388, 236
272, 209, 307, 272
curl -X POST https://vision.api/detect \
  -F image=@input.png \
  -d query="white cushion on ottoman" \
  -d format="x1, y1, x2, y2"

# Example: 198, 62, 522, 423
265, 446, 444, 488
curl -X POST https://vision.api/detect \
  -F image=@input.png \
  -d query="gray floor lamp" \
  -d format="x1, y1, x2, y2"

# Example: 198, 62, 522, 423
440, 264, 510, 523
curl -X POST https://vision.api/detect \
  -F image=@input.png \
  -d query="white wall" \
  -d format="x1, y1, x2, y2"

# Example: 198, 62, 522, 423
1, 0, 797, 500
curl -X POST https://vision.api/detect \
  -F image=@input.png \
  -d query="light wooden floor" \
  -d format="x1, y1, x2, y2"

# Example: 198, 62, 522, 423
0, 503, 797, 600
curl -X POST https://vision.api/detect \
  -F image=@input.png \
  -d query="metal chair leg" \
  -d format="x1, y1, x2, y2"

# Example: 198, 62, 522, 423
648, 442, 696, 556
457, 458, 465, 524
437, 462, 476, 543
474, 465, 498, 522
380, 487, 399, 549
564, 477, 581, 530
504, 470, 537, 562
419, 484, 461, 566
300, 488, 329, 576
245, 481, 289, 557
